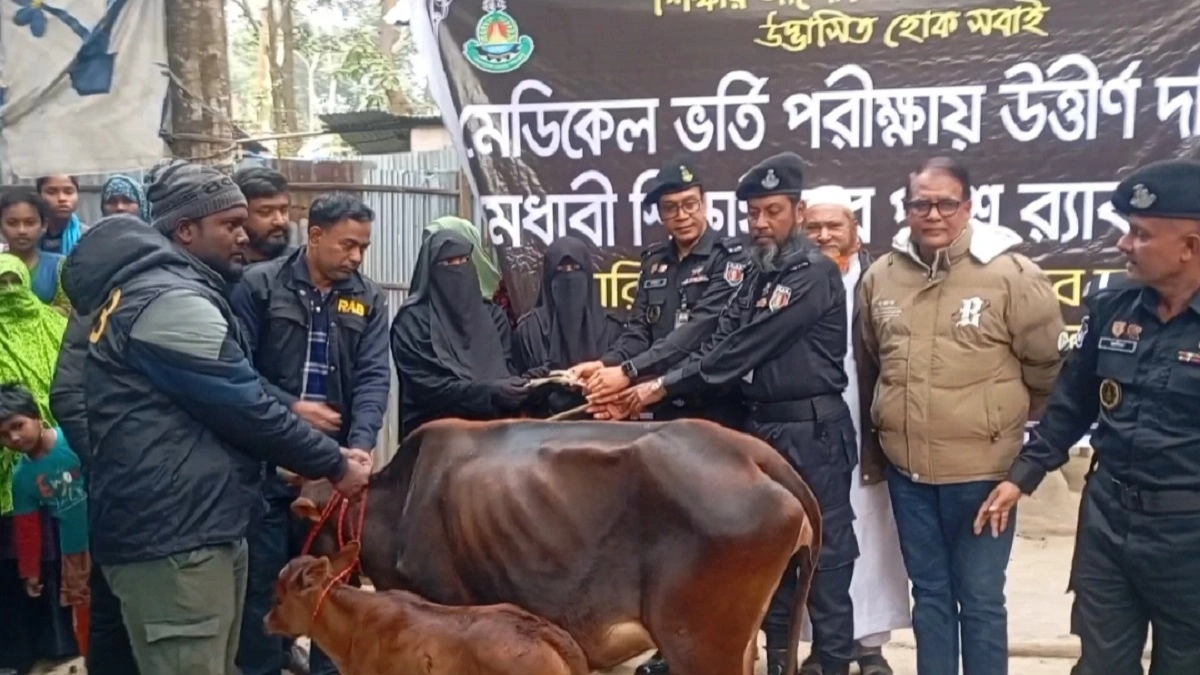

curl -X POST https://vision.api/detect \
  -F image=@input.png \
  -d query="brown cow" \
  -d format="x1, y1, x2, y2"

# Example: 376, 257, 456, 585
266, 541, 589, 675
286, 418, 822, 675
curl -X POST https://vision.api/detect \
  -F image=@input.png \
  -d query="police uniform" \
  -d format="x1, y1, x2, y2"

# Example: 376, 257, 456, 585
653, 152, 858, 675
599, 159, 749, 429
1008, 159, 1200, 675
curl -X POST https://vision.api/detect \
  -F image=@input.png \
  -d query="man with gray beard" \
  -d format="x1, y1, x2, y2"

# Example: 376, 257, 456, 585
595, 152, 857, 675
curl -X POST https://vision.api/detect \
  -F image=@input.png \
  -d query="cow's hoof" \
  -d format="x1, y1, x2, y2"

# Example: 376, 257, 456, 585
634, 651, 669, 675
857, 653, 893, 675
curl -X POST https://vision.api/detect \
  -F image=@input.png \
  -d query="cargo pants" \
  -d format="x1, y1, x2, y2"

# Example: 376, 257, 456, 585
104, 539, 249, 675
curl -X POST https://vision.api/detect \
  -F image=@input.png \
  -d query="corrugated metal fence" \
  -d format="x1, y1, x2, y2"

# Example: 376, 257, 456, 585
0, 148, 465, 464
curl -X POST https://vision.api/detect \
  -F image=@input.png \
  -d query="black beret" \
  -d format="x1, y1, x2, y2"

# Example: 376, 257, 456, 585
642, 159, 703, 207
1111, 158, 1200, 219
735, 152, 805, 201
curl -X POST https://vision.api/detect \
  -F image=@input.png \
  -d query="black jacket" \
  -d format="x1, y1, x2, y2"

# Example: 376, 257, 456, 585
53, 217, 347, 565
229, 248, 391, 450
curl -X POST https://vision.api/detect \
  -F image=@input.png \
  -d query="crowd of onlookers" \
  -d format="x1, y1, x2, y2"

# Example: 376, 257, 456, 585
0, 172, 145, 673
0, 164, 525, 675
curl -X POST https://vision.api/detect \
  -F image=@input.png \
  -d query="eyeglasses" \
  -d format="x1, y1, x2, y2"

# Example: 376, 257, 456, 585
905, 199, 963, 218
659, 198, 703, 219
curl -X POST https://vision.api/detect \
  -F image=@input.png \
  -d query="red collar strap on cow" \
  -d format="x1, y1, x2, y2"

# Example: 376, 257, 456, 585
300, 487, 370, 624
311, 561, 358, 626
300, 488, 370, 558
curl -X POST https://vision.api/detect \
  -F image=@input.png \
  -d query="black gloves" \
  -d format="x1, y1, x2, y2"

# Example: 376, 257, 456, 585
490, 376, 531, 412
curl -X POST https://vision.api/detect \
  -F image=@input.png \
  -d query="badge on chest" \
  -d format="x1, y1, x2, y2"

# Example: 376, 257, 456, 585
768, 285, 791, 312
1098, 319, 1141, 354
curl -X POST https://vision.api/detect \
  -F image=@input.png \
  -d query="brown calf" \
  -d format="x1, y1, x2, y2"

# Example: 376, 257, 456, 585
265, 541, 589, 675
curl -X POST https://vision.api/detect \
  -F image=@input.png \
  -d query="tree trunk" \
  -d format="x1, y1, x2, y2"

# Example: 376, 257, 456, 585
378, 0, 412, 115
255, 4, 273, 129
164, 0, 236, 165
260, 0, 301, 156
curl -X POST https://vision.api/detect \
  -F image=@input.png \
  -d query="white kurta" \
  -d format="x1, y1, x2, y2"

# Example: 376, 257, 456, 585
801, 255, 911, 643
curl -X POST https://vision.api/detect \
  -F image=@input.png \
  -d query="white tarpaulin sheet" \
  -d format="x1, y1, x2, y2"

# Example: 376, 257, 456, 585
0, 0, 168, 177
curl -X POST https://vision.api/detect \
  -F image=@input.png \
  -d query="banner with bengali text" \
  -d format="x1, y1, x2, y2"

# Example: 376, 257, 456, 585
411, 0, 1200, 342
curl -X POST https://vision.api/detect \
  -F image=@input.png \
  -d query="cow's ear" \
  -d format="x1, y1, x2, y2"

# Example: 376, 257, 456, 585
298, 558, 331, 591
328, 541, 361, 578
291, 497, 321, 522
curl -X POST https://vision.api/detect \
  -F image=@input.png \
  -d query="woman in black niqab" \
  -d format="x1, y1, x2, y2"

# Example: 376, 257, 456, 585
513, 236, 623, 416
390, 230, 529, 435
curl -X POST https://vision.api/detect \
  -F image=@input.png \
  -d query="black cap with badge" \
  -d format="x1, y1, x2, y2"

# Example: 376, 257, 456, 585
641, 158, 703, 208
1111, 158, 1200, 220
735, 152, 805, 201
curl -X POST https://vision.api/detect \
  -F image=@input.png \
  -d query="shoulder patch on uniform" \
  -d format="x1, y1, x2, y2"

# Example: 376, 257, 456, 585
1085, 272, 1140, 299
641, 241, 669, 258
723, 261, 745, 286
768, 284, 792, 311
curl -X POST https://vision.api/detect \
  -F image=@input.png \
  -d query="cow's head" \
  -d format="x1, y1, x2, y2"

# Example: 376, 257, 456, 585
265, 540, 361, 637
278, 470, 343, 557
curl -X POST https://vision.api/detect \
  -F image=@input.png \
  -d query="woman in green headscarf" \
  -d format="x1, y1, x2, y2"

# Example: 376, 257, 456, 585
423, 216, 517, 327
0, 253, 67, 513
0, 252, 73, 671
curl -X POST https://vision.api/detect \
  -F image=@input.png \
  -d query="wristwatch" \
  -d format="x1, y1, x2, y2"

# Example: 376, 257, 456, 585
621, 360, 639, 380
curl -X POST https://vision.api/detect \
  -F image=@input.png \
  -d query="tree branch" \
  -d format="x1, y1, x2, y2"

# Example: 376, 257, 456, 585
231, 0, 261, 32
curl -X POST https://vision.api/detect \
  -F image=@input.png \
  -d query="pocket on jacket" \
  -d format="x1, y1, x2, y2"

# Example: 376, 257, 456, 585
984, 384, 999, 440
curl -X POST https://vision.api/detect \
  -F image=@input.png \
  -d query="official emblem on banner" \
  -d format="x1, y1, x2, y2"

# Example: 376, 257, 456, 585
723, 262, 744, 286
768, 284, 791, 311
463, 0, 535, 74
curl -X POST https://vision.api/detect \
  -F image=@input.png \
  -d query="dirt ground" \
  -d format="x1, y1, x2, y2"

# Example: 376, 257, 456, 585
38, 463, 1152, 675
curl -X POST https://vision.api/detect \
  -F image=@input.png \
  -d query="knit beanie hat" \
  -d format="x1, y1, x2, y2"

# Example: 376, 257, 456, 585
145, 159, 248, 235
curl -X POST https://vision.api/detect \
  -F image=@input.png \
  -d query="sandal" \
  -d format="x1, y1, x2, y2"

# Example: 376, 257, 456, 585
857, 653, 894, 675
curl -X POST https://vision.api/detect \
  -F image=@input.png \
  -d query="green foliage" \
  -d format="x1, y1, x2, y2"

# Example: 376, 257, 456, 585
226, 0, 435, 126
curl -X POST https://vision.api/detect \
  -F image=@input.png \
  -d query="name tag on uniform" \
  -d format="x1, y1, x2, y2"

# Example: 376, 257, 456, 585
681, 273, 708, 286
1098, 337, 1137, 354
1179, 351, 1200, 365
642, 278, 668, 289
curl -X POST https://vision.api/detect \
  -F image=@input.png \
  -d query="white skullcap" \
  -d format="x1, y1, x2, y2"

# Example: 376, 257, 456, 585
803, 185, 854, 210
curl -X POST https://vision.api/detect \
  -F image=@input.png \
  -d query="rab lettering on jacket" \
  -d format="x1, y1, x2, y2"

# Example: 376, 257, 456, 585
336, 298, 367, 317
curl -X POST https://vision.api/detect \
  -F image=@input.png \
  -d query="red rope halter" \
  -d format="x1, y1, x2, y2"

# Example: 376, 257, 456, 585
299, 487, 369, 624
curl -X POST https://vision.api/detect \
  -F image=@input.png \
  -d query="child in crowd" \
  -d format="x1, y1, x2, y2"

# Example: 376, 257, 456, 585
0, 191, 71, 312
0, 382, 90, 657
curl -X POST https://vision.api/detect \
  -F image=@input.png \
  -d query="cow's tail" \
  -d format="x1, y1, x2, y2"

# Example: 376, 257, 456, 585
758, 453, 822, 675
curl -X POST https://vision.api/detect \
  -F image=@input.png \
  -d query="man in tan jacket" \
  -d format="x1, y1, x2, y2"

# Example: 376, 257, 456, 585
859, 156, 1064, 675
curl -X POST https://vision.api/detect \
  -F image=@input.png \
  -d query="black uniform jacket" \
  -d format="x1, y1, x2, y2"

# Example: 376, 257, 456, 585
661, 238, 849, 406
230, 248, 391, 450
601, 227, 750, 377
1010, 273, 1200, 494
